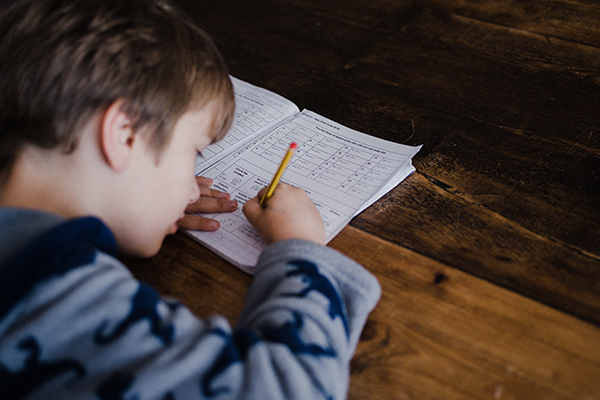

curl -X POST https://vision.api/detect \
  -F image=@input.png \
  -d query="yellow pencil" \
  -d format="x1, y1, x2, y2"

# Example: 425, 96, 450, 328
259, 142, 298, 206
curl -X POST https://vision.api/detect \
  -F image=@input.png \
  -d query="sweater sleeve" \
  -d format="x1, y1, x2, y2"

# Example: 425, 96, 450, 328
235, 239, 382, 399
243, 239, 381, 361
0, 239, 380, 400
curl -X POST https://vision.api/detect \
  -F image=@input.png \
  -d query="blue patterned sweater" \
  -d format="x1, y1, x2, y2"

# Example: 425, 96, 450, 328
0, 208, 380, 400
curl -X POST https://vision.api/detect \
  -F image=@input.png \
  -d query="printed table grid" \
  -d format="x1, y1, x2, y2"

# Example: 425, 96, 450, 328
249, 122, 411, 196
200, 96, 286, 160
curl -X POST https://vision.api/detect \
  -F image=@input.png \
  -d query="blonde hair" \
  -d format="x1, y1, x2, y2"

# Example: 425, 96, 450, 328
0, 0, 234, 179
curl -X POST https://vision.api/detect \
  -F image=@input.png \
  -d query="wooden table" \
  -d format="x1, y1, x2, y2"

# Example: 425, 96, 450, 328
122, 1, 600, 398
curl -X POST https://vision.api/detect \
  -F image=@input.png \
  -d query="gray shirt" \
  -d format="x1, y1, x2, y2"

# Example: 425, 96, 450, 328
0, 208, 380, 399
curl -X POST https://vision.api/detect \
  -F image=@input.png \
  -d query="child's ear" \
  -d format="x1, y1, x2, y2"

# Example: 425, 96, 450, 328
100, 100, 136, 172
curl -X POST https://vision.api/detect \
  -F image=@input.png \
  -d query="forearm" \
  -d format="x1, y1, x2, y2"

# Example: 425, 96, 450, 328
235, 239, 381, 399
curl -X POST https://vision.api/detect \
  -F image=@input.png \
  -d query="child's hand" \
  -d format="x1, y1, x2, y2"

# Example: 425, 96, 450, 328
177, 177, 237, 231
243, 183, 326, 245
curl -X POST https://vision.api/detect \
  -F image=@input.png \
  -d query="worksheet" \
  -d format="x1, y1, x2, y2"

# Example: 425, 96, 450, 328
186, 79, 421, 273
195, 77, 299, 170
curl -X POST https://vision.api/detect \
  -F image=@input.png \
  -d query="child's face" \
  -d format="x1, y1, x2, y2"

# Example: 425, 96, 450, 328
118, 102, 221, 257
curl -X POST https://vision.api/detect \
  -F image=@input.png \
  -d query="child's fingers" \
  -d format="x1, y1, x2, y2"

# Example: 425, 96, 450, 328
195, 176, 231, 200
243, 183, 326, 245
242, 192, 263, 224
198, 184, 230, 200
199, 185, 224, 198
176, 214, 220, 231
186, 196, 237, 214
195, 176, 213, 187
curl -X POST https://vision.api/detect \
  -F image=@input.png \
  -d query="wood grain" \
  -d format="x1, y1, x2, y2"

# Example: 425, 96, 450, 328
331, 227, 600, 400
122, 0, 600, 398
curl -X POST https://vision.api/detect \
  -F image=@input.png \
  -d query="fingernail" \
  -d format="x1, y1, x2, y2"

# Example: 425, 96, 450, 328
229, 200, 237, 208
208, 220, 219, 229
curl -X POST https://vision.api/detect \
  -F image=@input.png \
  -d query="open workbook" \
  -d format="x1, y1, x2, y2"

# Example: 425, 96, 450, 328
186, 77, 421, 274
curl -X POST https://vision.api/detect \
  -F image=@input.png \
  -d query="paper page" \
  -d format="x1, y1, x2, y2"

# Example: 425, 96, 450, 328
356, 160, 416, 215
195, 77, 300, 174
187, 110, 421, 273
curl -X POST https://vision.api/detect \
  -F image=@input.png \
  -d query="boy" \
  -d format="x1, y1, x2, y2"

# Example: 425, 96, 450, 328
0, 0, 381, 399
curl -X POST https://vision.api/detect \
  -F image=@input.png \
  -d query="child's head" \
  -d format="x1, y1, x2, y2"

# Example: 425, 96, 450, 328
0, 0, 235, 256
0, 0, 234, 184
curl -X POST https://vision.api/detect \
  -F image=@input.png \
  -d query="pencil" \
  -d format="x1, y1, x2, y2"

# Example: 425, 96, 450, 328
259, 142, 298, 206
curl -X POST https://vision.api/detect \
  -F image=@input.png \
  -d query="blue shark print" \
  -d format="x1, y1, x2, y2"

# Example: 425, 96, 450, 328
201, 328, 260, 397
201, 313, 336, 398
0, 336, 85, 399
261, 312, 336, 357
95, 283, 177, 346
0, 217, 116, 322
285, 260, 349, 337
96, 371, 136, 400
